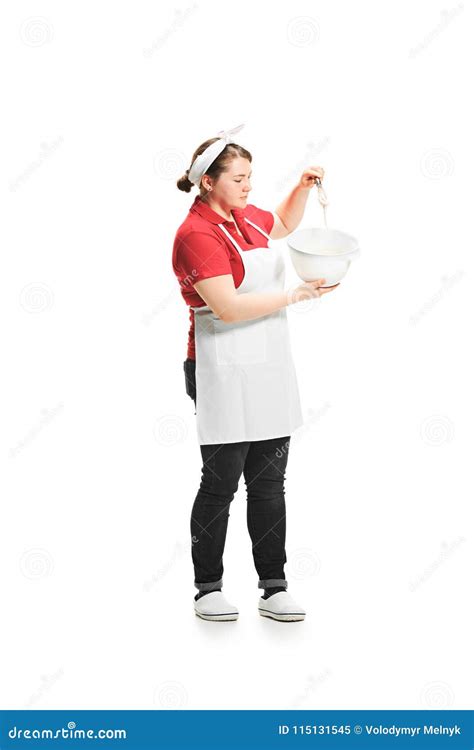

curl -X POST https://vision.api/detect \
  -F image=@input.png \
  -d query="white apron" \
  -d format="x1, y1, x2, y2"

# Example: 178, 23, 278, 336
191, 217, 303, 445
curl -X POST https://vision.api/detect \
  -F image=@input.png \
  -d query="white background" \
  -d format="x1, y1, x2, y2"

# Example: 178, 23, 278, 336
1, 0, 472, 711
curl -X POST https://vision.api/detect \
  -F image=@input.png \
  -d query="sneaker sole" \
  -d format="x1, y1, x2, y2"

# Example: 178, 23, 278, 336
258, 608, 305, 622
195, 610, 239, 622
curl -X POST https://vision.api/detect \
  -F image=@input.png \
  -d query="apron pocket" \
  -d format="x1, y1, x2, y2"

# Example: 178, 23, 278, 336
213, 317, 268, 366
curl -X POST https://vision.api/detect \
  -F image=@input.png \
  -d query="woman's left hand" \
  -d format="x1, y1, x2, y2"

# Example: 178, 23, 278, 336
299, 166, 325, 190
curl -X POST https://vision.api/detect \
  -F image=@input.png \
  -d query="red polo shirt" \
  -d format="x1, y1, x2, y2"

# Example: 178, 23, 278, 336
172, 195, 275, 360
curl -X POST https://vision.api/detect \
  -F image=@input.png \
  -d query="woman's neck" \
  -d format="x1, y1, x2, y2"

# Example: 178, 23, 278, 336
200, 194, 234, 222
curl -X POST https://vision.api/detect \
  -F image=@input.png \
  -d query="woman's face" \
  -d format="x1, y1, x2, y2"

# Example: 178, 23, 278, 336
206, 157, 252, 209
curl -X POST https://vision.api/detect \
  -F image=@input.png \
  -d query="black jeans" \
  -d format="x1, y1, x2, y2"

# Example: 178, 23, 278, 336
183, 358, 290, 593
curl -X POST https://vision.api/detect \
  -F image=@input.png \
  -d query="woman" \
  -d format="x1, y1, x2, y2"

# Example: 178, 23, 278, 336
172, 124, 337, 622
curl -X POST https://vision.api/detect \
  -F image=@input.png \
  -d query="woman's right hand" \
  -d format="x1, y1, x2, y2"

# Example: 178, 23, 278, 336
289, 278, 340, 304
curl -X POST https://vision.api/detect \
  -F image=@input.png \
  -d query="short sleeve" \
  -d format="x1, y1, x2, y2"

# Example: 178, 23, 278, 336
246, 204, 275, 235
174, 229, 232, 284
260, 209, 275, 235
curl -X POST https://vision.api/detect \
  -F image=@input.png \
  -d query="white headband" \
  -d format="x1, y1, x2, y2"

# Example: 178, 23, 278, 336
187, 124, 245, 187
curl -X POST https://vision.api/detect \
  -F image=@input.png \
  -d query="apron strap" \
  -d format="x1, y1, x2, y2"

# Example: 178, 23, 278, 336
217, 217, 272, 253
191, 218, 272, 313
217, 222, 242, 253
244, 217, 272, 241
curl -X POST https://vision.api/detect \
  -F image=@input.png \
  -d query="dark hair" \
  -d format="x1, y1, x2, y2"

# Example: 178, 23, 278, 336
176, 138, 252, 194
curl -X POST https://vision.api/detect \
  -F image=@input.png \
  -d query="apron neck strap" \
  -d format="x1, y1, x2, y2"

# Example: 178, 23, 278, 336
244, 217, 272, 241
217, 217, 271, 253
217, 223, 243, 253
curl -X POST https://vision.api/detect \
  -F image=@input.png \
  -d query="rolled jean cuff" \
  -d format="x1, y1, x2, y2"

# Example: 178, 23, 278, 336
194, 579, 223, 592
258, 579, 287, 590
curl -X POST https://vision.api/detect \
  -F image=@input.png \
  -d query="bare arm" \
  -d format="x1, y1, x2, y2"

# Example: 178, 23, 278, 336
193, 274, 335, 324
270, 166, 326, 236
269, 212, 291, 239
193, 166, 335, 323
273, 186, 311, 235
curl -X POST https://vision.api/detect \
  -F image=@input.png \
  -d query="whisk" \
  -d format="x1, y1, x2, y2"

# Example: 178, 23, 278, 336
313, 176, 329, 228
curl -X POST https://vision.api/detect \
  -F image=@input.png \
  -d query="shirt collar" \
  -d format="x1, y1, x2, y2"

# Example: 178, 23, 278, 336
189, 195, 245, 225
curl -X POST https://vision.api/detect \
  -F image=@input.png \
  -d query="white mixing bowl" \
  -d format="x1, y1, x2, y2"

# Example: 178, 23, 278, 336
287, 228, 360, 286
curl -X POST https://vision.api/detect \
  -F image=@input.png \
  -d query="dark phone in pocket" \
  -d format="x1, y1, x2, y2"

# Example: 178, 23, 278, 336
183, 358, 196, 403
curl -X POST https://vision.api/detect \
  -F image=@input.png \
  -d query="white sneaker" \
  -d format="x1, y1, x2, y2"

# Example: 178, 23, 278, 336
194, 591, 239, 621
258, 591, 306, 622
